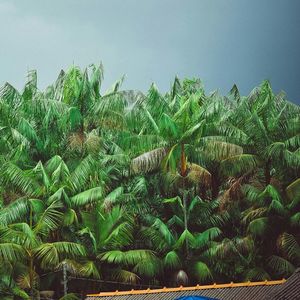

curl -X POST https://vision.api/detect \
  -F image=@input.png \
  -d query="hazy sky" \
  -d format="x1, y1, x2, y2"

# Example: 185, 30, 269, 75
0, 0, 299, 104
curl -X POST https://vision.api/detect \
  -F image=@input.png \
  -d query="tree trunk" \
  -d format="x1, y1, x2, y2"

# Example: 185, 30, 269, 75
62, 261, 68, 296
29, 205, 34, 299
182, 191, 189, 258
29, 253, 34, 300
265, 160, 271, 186
180, 144, 189, 257
211, 175, 220, 199
180, 143, 187, 177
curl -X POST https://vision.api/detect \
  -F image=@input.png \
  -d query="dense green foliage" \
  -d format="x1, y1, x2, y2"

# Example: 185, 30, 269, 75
0, 65, 300, 299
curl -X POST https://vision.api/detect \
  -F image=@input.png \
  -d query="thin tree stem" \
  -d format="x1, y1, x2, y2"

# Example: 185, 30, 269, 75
180, 143, 187, 177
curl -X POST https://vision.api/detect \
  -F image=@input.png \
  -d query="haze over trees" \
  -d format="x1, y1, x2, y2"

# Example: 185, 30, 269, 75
0, 64, 299, 299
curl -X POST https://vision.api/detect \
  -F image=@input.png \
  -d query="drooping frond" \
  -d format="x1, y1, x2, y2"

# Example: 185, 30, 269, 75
141, 216, 175, 251
1, 163, 38, 196
0, 198, 29, 225
267, 255, 295, 277
103, 220, 134, 249
187, 163, 212, 187
194, 227, 222, 249
47, 187, 70, 206
78, 261, 100, 279
99, 249, 156, 265
32, 161, 50, 190
174, 229, 195, 250
89, 63, 104, 97
163, 251, 181, 269
290, 212, 300, 228
131, 147, 167, 174
102, 187, 124, 210
34, 200, 64, 236
71, 187, 103, 208
133, 256, 162, 278
34, 242, 86, 269
0, 223, 39, 248
111, 269, 140, 284
51, 160, 71, 186
45, 155, 64, 175
17, 118, 39, 144
286, 178, 300, 202
0, 82, 21, 107
17, 269, 39, 290
242, 207, 268, 225
193, 261, 213, 283
0, 243, 26, 262
221, 154, 259, 177
69, 155, 98, 192
203, 141, 243, 161
247, 217, 269, 238
244, 268, 271, 281
277, 233, 300, 264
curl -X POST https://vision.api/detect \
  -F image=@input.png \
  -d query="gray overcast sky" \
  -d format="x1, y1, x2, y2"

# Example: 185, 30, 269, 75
0, 0, 300, 104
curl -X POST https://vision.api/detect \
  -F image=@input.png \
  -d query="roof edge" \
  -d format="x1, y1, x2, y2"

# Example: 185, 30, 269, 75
87, 279, 286, 297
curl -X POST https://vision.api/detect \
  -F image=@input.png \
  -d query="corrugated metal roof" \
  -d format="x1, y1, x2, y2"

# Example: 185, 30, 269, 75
266, 268, 300, 300
85, 279, 286, 300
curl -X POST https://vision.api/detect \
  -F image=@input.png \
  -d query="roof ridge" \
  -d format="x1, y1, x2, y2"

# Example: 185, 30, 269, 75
87, 279, 286, 297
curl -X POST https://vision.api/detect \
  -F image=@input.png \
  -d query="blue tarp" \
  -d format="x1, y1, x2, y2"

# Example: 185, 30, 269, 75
175, 296, 219, 300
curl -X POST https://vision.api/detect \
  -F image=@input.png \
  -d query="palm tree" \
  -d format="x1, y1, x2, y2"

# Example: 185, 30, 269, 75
223, 81, 300, 186
0, 64, 299, 297
0, 207, 86, 299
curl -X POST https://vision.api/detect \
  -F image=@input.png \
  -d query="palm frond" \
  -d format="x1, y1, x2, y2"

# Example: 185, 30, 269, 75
47, 187, 70, 206
133, 256, 161, 278
63, 209, 78, 226
32, 161, 50, 190
69, 155, 98, 192
111, 269, 140, 284
51, 161, 71, 186
143, 216, 175, 250
0, 82, 21, 107
131, 147, 167, 174
79, 261, 100, 279
290, 212, 300, 228
163, 251, 181, 269
0, 243, 26, 262
242, 208, 268, 224
34, 242, 86, 269
244, 268, 271, 281
174, 229, 195, 250
71, 187, 103, 208
1, 163, 38, 196
267, 255, 295, 277
221, 154, 259, 177
99, 249, 156, 266
193, 261, 213, 283
0, 223, 39, 248
34, 201, 64, 236
194, 227, 222, 249
286, 178, 300, 202
248, 217, 269, 238
187, 163, 212, 187
277, 233, 300, 264
0, 198, 29, 225
203, 141, 243, 161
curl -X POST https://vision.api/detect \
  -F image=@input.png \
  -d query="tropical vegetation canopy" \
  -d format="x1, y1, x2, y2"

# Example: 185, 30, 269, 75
0, 64, 299, 299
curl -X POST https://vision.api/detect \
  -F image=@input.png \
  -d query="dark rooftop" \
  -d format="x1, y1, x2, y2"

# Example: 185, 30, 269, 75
86, 269, 300, 300
85, 279, 284, 300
